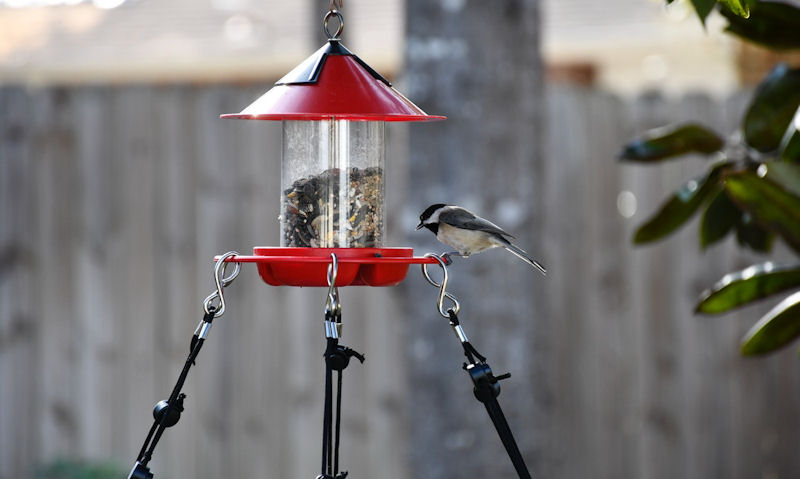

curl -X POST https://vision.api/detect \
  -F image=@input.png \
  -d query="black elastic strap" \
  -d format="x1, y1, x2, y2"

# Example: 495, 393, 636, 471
321, 337, 337, 477
462, 341, 486, 364
447, 311, 487, 364
136, 422, 159, 464
334, 369, 343, 476
319, 311, 362, 479
448, 309, 532, 479
482, 393, 530, 479
136, 310, 215, 466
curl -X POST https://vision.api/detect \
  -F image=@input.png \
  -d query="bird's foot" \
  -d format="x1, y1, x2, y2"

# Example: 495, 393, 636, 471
441, 251, 463, 266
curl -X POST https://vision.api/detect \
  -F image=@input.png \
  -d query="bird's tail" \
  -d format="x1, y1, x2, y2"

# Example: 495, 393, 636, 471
499, 240, 547, 276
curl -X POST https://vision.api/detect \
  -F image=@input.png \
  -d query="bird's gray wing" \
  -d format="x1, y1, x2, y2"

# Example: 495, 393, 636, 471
439, 207, 516, 238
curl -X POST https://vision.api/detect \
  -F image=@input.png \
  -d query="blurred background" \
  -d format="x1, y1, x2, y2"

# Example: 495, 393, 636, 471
2, 0, 800, 478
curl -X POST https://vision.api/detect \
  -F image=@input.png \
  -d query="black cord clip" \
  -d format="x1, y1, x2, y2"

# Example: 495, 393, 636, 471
327, 345, 365, 371
152, 393, 186, 428
464, 362, 510, 402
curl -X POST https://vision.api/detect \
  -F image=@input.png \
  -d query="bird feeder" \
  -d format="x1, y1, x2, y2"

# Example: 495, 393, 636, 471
128, 12, 533, 479
221, 10, 444, 287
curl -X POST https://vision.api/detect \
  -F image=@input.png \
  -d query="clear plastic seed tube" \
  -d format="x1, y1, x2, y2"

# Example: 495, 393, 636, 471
280, 120, 385, 248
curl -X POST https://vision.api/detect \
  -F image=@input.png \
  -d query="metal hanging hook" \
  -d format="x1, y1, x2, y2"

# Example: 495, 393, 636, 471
329, 0, 342, 12
323, 8, 344, 40
324, 253, 342, 339
203, 251, 241, 317
421, 253, 461, 318
325, 253, 341, 317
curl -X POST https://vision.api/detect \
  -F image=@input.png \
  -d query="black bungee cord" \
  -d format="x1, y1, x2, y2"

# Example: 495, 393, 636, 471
422, 253, 533, 479
127, 252, 241, 479
317, 253, 365, 479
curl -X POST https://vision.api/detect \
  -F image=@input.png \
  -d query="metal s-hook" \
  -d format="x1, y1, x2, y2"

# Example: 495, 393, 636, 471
421, 253, 461, 318
325, 253, 341, 315
324, 253, 342, 339
203, 251, 241, 318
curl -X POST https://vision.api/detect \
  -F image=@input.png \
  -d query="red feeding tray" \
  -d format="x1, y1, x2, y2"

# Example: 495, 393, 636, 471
217, 247, 437, 287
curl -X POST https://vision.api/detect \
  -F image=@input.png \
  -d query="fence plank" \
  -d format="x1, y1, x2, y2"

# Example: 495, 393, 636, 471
72, 85, 118, 465
33, 87, 84, 465
148, 84, 202, 479
0, 86, 38, 478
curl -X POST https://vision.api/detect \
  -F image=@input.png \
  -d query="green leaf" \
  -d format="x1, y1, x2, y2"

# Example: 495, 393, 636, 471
619, 123, 724, 163
696, 262, 800, 314
721, 1, 800, 49
779, 106, 800, 163
700, 189, 740, 248
633, 167, 723, 244
690, 0, 717, 24
741, 291, 800, 355
718, 0, 750, 17
724, 167, 800, 252
736, 214, 775, 252
744, 64, 800, 153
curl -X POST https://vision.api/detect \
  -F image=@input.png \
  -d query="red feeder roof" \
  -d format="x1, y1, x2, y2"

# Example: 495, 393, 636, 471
221, 41, 445, 122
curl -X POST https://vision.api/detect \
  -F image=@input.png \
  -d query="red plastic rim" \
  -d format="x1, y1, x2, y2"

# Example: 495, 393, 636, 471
214, 248, 439, 287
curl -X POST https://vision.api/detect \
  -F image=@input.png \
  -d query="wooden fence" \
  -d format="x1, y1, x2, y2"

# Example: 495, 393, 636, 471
1, 84, 799, 479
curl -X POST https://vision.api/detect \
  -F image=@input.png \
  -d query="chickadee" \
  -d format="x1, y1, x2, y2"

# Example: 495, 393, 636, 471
416, 204, 546, 275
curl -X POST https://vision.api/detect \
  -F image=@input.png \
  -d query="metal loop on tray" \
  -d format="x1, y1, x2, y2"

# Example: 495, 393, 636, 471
203, 251, 241, 318
421, 253, 460, 318
325, 253, 341, 317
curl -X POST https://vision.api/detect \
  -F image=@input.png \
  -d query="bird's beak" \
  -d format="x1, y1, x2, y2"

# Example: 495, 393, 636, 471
415, 222, 423, 230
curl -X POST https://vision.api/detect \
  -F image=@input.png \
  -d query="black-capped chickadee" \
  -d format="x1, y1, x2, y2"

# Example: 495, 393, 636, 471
416, 204, 546, 275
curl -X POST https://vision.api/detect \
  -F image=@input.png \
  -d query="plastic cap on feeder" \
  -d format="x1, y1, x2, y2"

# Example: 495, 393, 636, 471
221, 8, 444, 286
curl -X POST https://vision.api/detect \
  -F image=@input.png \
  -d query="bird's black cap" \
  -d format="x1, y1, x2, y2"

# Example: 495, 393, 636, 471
417, 203, 448, 230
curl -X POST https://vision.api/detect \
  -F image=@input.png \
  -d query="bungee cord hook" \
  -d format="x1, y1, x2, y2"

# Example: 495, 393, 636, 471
421, 253, 461, 318
203, 251, 241, 318
319, 251, 362, 479
325, 253, 341, 316
128, 251, 242, 479
325, 253, 342, 339
419, 253, 531, 479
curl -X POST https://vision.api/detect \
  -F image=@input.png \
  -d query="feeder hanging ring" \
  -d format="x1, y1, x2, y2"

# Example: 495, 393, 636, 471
203, 251, 241, 318
421, 253, 460, 318
324, 9, 344, 40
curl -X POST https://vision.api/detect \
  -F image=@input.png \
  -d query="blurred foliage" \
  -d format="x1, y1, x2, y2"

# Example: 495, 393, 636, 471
619, 123, 725, 162
673, 0, 750, 24
620, 0, 800, 356
696, 263, 800, 314
36, 459, 123, 479
721, 0, 800, 49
